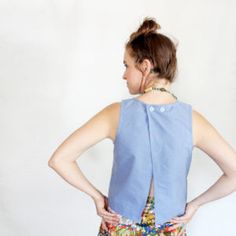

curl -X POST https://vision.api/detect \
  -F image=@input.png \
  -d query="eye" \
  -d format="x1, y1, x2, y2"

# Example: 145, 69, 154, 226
124, 64, 128, 68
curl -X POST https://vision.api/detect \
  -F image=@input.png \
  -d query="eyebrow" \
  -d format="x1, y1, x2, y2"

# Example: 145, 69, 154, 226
123, 60, 127, 64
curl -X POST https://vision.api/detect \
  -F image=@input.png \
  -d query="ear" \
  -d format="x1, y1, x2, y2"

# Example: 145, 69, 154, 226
140, 59, 153, 76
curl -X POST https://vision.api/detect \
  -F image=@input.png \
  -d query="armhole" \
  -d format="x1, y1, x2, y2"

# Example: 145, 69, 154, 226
113, 99, 124, 145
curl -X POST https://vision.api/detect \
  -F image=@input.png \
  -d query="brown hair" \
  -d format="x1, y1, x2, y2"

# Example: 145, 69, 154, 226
125, 17, 178, 84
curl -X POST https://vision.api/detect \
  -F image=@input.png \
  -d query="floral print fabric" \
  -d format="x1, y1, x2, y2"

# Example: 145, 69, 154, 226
97, 196, 187, 236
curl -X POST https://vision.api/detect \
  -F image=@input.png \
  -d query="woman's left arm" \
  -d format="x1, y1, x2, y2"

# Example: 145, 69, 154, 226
188, 109, 236, 208
170, 109, 236, 225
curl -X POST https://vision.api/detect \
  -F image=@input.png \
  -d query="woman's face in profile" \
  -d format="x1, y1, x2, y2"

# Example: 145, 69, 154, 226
122, 48, 143, 95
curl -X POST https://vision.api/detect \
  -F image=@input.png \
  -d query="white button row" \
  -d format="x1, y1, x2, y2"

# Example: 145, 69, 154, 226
149, 106, 165, 112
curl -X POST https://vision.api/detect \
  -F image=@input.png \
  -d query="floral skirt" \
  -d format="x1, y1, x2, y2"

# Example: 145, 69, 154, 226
97, 196, 187, 236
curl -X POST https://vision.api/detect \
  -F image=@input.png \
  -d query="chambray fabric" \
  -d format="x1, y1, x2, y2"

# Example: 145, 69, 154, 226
107, 97, 193, 227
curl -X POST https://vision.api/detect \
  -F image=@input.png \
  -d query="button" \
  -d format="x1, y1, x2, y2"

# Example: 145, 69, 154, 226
160, 107, 165, 112
149, 106, 154, 112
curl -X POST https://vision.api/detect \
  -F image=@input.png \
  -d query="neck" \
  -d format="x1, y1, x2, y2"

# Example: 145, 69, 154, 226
144, 78, 172, 91
140, 79, 176, 100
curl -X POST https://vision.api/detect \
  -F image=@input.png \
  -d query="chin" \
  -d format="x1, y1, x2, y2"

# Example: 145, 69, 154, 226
127, 86, 138, 95
128, 90, 136, 95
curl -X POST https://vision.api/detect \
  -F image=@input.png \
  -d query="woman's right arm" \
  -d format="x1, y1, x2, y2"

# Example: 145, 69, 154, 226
48, 102, 121, 225
48, 103, 117, 199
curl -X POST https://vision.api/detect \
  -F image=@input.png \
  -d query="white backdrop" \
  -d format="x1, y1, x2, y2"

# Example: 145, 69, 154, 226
0, 0, 236, 235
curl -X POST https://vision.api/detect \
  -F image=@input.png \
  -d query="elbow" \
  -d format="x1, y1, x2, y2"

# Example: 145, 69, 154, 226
48, 159, 55, 167
224, 172, 236, 179
224, 173, 236, 191
232, 176, 236, 192
48, 157, 59, 167
48, 156, 69, 167
232, 174, 236, 187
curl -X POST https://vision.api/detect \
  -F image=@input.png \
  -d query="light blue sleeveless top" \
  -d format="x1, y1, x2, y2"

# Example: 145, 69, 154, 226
107, 97, 193, 227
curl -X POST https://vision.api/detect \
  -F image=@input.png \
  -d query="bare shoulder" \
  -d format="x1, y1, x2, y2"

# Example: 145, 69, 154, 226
87, 101, 121, 142
90, 101, 121, 137
192, 108, 226, 146
92, 101, 120, 119
192, 109, 213, 148
105, 102, 121, 142
48, 101, 121, 163
105, 102, 121, 113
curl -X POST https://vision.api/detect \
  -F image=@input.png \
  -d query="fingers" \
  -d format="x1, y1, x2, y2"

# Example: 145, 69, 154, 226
102, 215, 119, 225
170, 219, 187, 224
96, 196, 120, 225
166, 222, 186, 232
101, 209, 120, 219
100, 209, 120, 225
101, 219, 108, 231
170, 215, 188, 224
178, 225, 187, 236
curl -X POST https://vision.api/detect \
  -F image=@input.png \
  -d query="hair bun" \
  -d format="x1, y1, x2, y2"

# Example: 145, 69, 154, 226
138, 17, 161, 35
130, 17, 161, 40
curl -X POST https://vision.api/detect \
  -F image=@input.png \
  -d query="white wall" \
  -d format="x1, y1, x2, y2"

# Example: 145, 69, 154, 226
0, 0, 236, 235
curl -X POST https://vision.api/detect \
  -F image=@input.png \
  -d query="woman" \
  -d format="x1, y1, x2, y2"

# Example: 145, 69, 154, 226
48, 17, 236, 236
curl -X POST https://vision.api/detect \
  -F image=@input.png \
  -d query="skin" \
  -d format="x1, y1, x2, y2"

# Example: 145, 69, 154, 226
48, 47, 236, 232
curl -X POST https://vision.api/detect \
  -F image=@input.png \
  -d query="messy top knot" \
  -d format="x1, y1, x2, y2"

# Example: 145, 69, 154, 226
130, 17, 161, 40
125, 16, 178, 91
